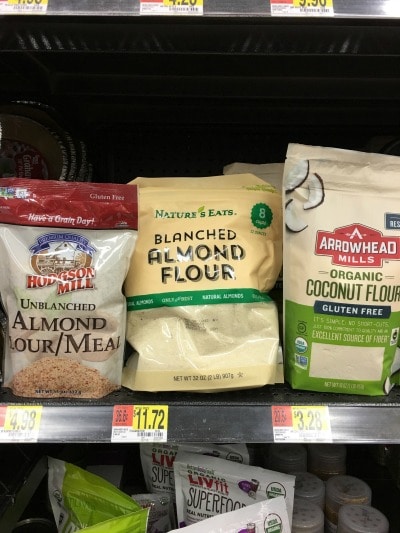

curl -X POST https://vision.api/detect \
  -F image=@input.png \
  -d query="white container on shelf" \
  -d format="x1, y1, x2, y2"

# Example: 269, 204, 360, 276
266, 443, 308, 473
325, 475, 372, 533
308, 444, 347, 481
337, 504, 389, 533
293, 471, 325, 509
291, 499, 324, 533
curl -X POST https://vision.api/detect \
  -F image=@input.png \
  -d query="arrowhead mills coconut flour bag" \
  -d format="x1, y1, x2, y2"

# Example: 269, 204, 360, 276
283, 143, 400, 396
0, 178, 137, 398
123, 174, 282, 392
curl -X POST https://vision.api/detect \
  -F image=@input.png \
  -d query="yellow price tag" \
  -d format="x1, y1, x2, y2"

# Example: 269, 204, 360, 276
163, 0, 203, 7
1, 0, 48, 13
4, 406, 42, 433
7, 0, 47, 4
270, 0, 333, 16
293, 0, 332, 7
292, 406, 330, 432
132, 405, 168, 432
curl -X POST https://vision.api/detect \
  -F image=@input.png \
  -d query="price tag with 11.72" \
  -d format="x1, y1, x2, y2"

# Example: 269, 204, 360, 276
112, 405, 168, 442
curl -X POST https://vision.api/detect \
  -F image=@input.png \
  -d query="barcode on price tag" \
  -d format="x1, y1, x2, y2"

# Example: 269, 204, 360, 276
111, 404, 168, 442
140, 0, 203, 16
271, 405, 332, 442
270, 0, 334, 17
0, 405, 42, 442
0, 0, 48, 14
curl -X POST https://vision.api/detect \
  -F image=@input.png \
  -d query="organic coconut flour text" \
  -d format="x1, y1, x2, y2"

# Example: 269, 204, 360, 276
0, 178, 137, 398
283, 143, 400, 396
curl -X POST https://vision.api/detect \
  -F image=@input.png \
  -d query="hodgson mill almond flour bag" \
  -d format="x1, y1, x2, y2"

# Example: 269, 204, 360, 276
123, 174, 282, 392
283, 143, 400, 396
0, 178, 137, 398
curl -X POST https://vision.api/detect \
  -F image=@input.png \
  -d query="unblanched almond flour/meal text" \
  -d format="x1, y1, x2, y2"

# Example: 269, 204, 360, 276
0, 177, 138, 399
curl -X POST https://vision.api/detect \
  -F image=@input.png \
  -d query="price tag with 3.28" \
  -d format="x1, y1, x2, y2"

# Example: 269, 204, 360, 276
270, 0, 334, 17
0, 405, 42, 442
0, 0, 48, 14
111, 404, 168, 442
272, 405, 332, 442
140, 0, 203, 16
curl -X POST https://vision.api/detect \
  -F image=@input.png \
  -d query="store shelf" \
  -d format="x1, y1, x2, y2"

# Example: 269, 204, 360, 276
2, 384, 400, 444
2, 0, 399, 20
1, 4, 400, 452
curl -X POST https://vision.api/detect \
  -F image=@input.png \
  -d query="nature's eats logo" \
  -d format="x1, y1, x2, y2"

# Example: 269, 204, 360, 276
155, 206, 234, 219
315, 224, 400, 267
27, 232, 96, 294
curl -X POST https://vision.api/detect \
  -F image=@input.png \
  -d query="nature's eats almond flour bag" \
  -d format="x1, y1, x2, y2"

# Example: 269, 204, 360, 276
0, 178, 137, 398
283, 144, 400, 396
123, 174, 282, 392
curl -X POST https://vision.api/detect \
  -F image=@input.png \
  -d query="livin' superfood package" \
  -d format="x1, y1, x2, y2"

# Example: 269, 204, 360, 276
123, 173, 282, 392
0, 178, 137, 398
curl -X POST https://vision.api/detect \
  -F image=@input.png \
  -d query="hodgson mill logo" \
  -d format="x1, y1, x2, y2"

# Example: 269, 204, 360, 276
315, 224, 400, 267
27, 233, 96, 294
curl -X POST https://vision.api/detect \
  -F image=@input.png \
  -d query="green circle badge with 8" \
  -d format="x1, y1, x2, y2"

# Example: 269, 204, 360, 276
251, 203, 273, 229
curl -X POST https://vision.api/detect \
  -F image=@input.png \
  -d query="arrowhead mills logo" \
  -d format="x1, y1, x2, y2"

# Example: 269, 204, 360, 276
315, 223, 400, 267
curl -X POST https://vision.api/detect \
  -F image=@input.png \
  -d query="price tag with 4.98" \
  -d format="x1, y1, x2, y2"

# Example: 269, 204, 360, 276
0, 405, 42, 442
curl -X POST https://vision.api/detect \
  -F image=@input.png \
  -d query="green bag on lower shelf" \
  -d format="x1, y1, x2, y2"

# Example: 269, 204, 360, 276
48, 457, 148, 533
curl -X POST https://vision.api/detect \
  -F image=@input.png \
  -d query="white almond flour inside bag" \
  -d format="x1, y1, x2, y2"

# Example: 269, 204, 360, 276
123, 174, 282, 392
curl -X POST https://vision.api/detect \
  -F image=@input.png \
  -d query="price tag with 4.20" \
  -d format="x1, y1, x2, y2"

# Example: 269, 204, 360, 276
140, 0, 203, 15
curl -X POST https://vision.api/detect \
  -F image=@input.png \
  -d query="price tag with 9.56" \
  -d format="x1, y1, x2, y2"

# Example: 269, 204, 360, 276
271, 405, 332, 442
111, 404, 168, 442
270, 0, 334, 17
0, 405, 42, 442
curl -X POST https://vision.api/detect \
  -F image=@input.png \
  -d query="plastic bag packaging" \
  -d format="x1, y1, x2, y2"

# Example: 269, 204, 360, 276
132, 493, 172, 533
223, 162, 283, 191
173, 450, 295, 529
123, 173, 282, 392
223, 162, 284, 375
168, 496, 290, 532
48, 457, 148, 532
0, 178, 137, 398
140, 442, 250, 502
283, 144, 400, 396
